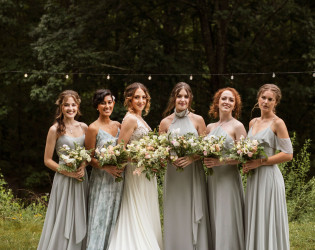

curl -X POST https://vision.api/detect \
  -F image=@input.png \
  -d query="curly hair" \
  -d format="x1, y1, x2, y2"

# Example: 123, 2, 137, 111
92, 89, 115, 109
208, 87, 242, 119
55, 90, 81, 136
163, 82, 194, 117
124, 82, 151, 116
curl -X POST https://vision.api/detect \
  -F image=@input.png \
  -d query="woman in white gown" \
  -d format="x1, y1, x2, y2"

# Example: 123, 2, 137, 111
108, 82, 163, 250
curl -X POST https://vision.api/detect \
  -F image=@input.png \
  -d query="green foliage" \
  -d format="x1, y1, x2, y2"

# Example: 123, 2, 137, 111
279, 133, 315, 222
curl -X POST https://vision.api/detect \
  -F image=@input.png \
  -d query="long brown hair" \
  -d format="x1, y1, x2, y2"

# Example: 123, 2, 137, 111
124, 82, 151, 116
208, 87, 242, 119
55, 90, 81, 136
163, 82, 194, 117
251, 83, 282, 115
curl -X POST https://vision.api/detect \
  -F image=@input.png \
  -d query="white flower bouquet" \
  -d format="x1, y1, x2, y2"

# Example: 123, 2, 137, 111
94, 140, 128, 182
57, 142, 92, 180
167, 129, 200, 171
127, 132, 170, 180
196, 135, 226, 175
228, 135, 267, 174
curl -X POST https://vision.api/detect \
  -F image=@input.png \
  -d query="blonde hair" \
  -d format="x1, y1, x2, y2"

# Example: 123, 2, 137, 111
55, 90, 81, 136
124, 82, 151, 116
252, 83, 282, 115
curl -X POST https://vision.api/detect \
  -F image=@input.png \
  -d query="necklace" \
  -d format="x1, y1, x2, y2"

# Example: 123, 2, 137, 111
65, 123, 76, 134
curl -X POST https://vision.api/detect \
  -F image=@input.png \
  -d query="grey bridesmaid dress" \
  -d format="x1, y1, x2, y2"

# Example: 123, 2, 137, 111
86, 129, 124, 250
163, 110, 211, 250
38, 135, 89, 250
245, 123, 293, 250
207, 125, 245, 250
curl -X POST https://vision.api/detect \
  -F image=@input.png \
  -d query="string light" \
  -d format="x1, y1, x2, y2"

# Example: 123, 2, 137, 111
65, 74, 69, 79
148, 75, 152, 80
272, 72, 276, 78
107, 74, 110, 80
313, 72, 315, 77
189, 75, 193, 80
231, 74, 234, 80
24, 73, 28, 78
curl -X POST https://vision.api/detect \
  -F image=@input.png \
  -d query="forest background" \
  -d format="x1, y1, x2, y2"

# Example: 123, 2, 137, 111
0, 0, 314, 199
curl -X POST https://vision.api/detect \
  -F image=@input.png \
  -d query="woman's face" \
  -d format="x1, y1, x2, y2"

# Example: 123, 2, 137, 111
218, 90, 235, 114
258, 90, 276, 113
98, 95, 115, 117
130, 88, 147, 114
62, 97, 78, 119
175, 88, 189, 112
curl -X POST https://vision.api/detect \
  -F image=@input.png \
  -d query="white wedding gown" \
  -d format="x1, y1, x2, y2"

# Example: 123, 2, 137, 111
108, 113, 163, 250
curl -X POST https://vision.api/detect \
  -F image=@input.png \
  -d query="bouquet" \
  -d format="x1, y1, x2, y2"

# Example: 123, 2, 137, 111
196, 134, 226, 175
94, 140, 128, 182
167, 129, 200, 171
228, 135, 267, 174
57, 142, 92, 180
127, 132, 170, 180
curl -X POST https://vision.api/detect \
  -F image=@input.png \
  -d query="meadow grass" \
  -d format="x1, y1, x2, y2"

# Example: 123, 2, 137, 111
0, 218, 314, 249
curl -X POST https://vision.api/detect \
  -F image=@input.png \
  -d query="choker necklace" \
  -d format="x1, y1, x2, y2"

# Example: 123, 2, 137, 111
174, 108, 189, 118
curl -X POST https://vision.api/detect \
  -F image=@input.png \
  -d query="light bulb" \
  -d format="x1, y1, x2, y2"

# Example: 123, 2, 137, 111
189, 75, 193, 80
107, 74, 110, 80
148, 75, 152, 80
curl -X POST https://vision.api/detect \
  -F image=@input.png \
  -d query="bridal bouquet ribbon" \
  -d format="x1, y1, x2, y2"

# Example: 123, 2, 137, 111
228, 135, 267, 174
196, 135, 226, 175
57, 142, 92, 180
167, 129, 200, 172
127, 132, 170, 180
94, 140, 128, 182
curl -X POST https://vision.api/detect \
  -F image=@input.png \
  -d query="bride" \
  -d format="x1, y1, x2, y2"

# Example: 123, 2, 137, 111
108, 82, 163, 250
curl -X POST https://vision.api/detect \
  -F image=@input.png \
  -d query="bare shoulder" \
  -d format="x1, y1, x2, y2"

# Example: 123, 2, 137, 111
206, 122, 216, 134
190, 112, 204, 122
79, 122, 88, 132
113, 120, 121, 129
273, 117, 287, 131
49, 123, 58, 133
233, 119, 245, 130
87, 121, 99, 134
249, 118, 258, 128
159, 114, 174, 132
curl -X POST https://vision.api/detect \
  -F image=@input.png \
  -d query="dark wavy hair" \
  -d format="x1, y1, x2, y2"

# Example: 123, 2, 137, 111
208, 87, 242, 119
55, 90, 81, 136
124, 82, 151, 116
163, 82, 194, 117
93, 89, 115, 109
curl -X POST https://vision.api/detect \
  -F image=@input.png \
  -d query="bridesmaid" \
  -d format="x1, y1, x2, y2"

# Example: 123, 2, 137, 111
85, 89, 123, 250
204, 87, 246, 250
108, 82, 162, 250
243, 84, 293, 250
38, 90, 88, 250
159, 82, 210, 250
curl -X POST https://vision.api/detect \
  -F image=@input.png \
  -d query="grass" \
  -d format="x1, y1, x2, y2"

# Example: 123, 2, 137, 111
0, 218, 314, 249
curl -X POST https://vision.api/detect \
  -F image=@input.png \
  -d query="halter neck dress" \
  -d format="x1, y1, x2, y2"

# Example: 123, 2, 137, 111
245, 120, 293, 250
38, 134, 88, 250
163, 110, 210, 250
207, 125, 245, 250
108, 113, 162, 250
86, 128, 124, 250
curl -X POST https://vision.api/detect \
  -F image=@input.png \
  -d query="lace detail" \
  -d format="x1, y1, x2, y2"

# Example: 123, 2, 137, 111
123, 113, 151, 143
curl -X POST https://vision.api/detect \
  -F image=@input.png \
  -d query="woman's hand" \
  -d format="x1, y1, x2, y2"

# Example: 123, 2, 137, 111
173, 155, 199, 169
102, 165, 124, 178
243, 159, 261, 173
60, 169, 85, 181
203, 157, 222, 168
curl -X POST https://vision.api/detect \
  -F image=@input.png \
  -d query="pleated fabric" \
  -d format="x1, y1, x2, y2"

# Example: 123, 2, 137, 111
207, 126, 245, 250
38, 135, 88, 250
245, 126, 293, 250
163, 110, 210, 250
86, 129, 124, 250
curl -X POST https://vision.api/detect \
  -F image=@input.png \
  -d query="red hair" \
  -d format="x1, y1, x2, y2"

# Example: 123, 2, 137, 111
208, 87, 242, 119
